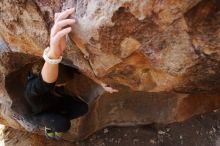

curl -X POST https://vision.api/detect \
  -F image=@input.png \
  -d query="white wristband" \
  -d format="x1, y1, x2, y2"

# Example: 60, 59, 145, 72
43, 47, 62, 64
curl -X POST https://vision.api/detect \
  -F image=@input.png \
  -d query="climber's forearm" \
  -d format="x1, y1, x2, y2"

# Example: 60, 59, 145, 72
41, 8, 75, 83
41, 62, 58, 83
41, 51, 59, 83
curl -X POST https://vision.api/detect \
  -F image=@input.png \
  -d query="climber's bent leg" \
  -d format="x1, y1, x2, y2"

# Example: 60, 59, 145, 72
56, 95, 89, 120
33, 112, 71, 132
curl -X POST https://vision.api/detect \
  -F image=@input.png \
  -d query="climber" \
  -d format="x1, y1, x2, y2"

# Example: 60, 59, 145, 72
24, 7, 118, 140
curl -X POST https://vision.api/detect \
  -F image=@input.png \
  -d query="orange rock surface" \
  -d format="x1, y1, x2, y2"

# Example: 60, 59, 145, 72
0, 0, 219, 141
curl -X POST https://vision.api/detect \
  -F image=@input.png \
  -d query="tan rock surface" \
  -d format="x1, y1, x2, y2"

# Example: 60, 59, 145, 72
0, 0, 220, 142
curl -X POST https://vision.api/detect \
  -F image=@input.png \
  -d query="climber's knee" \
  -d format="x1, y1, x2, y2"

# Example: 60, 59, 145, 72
66, 101, 89, 120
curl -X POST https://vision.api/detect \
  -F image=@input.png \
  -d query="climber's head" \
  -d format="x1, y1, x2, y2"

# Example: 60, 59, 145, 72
31, 63, 42, 75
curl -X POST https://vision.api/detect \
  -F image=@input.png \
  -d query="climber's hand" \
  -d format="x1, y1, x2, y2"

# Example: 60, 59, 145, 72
48, 8, 75, 59
101, 83, 119, 94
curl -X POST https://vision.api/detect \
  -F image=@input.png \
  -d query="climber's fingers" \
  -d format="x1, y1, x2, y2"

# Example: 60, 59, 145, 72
101, 83, 119, 93
52, 27, 72, 45
55, 8, 75, 23
54, 12, 60, 20
104, 87, 119, 93
51, 19, 75, 37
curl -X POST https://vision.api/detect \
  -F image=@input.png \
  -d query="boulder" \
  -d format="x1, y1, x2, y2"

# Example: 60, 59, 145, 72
0, 0, 220, 141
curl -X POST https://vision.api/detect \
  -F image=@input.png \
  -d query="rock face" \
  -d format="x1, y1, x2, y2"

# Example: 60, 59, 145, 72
0, 0, 220, 141
1, 126, 74, 146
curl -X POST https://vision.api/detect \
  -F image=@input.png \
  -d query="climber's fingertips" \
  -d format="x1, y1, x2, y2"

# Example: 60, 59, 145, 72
56, 8, 75, 22
113, 89, 119, 92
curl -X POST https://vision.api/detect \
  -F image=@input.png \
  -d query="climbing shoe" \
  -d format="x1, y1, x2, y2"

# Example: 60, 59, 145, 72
54, 131, 64, 140
45, 127, 55, 139
45, 127, 64, 140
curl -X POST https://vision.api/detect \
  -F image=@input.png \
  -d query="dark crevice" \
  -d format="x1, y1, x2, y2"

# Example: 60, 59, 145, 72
4, 53, 103, 126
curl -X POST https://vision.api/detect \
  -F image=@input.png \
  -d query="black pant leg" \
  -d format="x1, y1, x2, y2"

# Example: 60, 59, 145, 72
33, 112, 71, 132
31, 95, 88, 132
56, 95, 89, 120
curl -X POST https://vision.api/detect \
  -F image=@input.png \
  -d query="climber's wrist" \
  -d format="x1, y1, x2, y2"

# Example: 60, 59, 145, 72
47, 47, 61, 59
43, 47, 62, 64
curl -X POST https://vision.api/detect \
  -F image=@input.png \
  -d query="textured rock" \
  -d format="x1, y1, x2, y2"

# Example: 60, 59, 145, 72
2, 126, 74, 146
0, 0, 220, 142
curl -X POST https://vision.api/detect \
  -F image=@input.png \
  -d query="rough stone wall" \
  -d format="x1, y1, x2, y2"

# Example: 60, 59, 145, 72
0, 0, 220, 141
